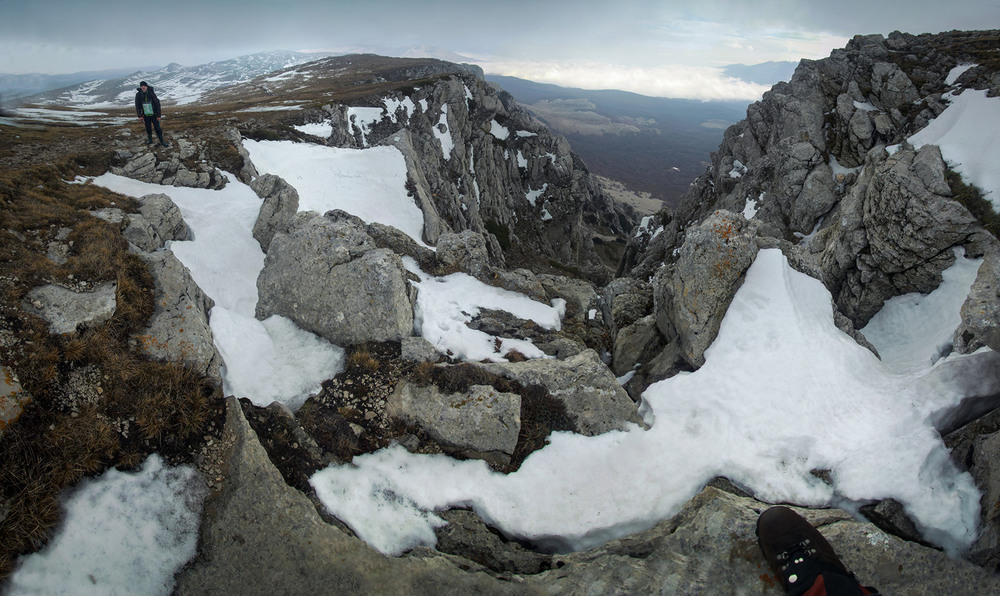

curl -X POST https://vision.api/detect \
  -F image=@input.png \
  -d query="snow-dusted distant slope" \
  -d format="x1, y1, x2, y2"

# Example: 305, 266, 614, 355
24, 50, 337, 108
0, 67, 161, 103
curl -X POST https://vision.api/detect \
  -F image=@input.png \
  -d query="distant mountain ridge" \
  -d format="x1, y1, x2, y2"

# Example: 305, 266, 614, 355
14, 50, 339, 108
0, 67, 161, 103
6, 50, 787, 208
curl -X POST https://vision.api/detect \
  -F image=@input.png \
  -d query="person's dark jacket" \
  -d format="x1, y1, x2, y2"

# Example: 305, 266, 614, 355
134, 85, 162, 118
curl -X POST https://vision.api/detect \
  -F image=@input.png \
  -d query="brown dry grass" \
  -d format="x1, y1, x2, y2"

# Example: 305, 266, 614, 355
347, 348, 381, 373
0, 162, 220, 579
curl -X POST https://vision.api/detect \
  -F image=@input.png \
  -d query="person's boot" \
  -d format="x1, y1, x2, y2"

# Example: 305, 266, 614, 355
157, 132, 168, 148
756, 506, 870, 595
146, 133, 153, 145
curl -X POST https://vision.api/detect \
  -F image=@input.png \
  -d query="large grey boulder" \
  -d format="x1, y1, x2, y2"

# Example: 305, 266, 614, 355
600, 277, 652, 339
957, 246, 1000, 354
123, 193, 189, 252
818, 145, 981, 325
401, 336, 443, 363
523, 486, 1000, 594
478, 349, 642, 435
367, 220, 436, 268
251, 173, 299, 253
790, 163, 837, 233
491, 268, 547, 303
436, 230, 490, 276
255, 214, 413, 346
612, 314, 663, 377
173, 398, 519, 595
537, 274, 597, 322
388, 382, 521, 467
871, 61, 920, 110
136, 250, 222, 384
22, 282, 117, 335
654, 210, 758, 368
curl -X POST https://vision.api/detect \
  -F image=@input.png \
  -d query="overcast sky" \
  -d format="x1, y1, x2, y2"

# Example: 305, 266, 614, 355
1, 0, 998, 100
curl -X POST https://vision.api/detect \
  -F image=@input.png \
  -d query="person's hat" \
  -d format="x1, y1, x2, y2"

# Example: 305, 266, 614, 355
139, 81, 148, 87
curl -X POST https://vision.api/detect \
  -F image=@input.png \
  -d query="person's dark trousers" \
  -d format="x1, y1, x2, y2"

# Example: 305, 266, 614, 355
142, 115, 162, 138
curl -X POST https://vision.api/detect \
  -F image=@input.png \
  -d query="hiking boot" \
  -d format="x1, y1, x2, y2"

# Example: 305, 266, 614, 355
756, 506, 866, 595
146, 134, 153, 144
157, 133, 168, 148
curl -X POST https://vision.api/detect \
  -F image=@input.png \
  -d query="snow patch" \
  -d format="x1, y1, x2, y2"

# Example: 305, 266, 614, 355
9, 455, 204, 595
433, 104, 453, 160
946, 64, 977, 86
243, 140, 426, 245
405, 258, 562, 363
311, 249, 998, 556
490, 119, 511, 140
742, 193, 761, 219
728, 159, 747, 178
294, 120, 333, 137
526, 183, 548, 207
909, 89, 1000, 211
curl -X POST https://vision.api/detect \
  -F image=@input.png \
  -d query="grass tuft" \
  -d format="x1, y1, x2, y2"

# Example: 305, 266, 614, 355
945, 168, 999, 239
347, 348, 381, 373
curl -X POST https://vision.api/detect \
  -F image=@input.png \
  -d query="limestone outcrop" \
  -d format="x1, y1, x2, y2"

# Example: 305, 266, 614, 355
22, 282, 117, 335
477, 349, 643, 435
250, 173, 299, 252
614, 29, 1000, 561
175, 399, 1000, 594
136, 250, 222, 384
122, 192, 189, 252
255, 213, 414, 345
294, 69, 636, 281
110, 137, 228, 190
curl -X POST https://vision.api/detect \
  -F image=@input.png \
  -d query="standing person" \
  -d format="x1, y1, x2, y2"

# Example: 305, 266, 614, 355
134, 81, 168, 147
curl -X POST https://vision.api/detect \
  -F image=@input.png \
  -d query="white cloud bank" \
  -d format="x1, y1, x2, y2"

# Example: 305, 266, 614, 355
479, 59, 772, 101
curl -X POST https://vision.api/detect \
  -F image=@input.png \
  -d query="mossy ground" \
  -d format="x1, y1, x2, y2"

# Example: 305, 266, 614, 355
0, 150, 222, 579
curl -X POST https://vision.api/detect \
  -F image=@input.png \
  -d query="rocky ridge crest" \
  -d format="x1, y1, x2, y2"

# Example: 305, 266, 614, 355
6, 39, 1000, 593
616, 29, 1000, 572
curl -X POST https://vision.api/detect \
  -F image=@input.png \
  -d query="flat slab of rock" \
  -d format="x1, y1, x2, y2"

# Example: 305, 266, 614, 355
523, 487, 1000, 594
173, 397, 520, 595
389, 382, 521, 466
136, 250, 222, 383
22, 282, 117, 335
478, 349, 642, 435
